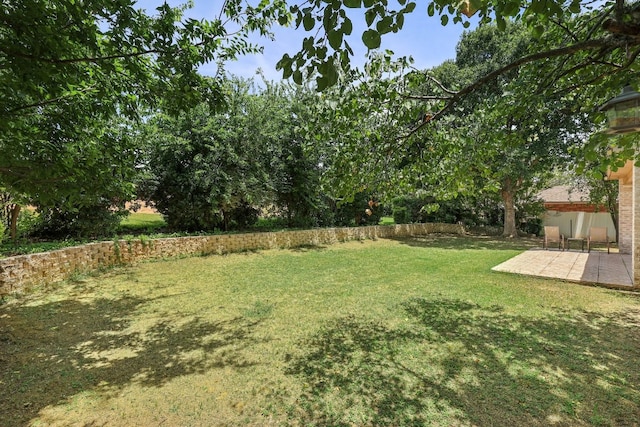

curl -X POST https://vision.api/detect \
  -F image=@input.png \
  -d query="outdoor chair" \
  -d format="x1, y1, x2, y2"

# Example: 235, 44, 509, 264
543, 226, 564, 250
587, 227, 610, 254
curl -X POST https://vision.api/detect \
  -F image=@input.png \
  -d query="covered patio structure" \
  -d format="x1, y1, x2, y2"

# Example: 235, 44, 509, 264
494, 159, 638, 289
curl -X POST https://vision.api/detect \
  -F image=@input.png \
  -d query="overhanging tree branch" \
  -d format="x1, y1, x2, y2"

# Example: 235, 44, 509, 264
404, 35, 629, 137
0, 47, 162, 64
551, 46, 640, 96
4, 85, 98, 115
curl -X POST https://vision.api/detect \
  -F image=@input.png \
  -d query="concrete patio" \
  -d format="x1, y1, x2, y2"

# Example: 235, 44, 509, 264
492, 248, 634, 289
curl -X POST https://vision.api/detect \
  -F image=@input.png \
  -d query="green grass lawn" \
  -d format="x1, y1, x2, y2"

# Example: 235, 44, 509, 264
2, 236, 639, 426
118, 212, 166, 233
380, 216, 395, 225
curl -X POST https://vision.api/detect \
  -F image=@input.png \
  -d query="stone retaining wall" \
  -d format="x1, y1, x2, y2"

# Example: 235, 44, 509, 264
0, 223, 464, 295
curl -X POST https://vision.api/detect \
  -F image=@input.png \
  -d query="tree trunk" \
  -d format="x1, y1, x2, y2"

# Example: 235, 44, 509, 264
10, 204, 20, 242
608, 198, 619, 244
604, 183, 619, 244
501, 180, 517, 238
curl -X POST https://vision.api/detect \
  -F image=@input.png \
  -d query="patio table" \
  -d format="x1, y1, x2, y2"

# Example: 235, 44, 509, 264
566, 237, 585, 252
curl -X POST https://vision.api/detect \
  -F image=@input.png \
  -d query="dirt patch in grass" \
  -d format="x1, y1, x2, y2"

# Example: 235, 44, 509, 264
1, 238, 640, 426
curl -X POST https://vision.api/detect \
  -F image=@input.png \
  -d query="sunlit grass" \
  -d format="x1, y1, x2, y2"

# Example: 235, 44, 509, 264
380, 216, 395, 225
119, 212, 166, 232
2, 236, 639, 426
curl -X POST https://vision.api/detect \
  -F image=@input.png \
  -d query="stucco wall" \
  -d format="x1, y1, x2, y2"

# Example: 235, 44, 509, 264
0, 223, 464, 295
542, 211, 617, 241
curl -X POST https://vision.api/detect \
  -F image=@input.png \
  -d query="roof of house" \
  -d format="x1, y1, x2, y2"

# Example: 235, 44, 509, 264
537, 185, 591, 203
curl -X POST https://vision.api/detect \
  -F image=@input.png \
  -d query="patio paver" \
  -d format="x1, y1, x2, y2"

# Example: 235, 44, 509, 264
492, 248, 634, 288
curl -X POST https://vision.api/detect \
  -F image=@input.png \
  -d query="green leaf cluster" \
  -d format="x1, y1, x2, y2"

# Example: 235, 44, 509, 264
278, 0, 613, 92
0, 0, 286, 231
278, 0, 416, 90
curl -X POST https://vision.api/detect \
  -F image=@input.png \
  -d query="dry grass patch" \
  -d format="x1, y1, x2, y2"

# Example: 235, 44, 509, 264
1, 236, 639, 426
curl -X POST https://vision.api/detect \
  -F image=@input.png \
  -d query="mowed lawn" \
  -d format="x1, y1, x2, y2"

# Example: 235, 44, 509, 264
2, 236, 640, 426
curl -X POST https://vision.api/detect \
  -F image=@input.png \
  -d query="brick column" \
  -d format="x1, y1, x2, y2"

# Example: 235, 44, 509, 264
619, 180, 633, 253
634, 166, 640, 286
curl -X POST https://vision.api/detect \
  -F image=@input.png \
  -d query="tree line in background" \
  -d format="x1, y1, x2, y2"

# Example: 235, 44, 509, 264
1, 0, 634, 242
135, 78, 384, 233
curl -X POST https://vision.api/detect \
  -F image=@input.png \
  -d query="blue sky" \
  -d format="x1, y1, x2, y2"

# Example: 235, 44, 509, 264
137, 1, 472, 81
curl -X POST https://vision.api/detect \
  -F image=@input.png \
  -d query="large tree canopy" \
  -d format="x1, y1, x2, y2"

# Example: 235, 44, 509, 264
279, 0, 639, 91
0, 0, 288, 208
0, 0, 288, 118
139, 79, 275, 231
443, 24, 589, 236
3, 0, 639, 238
274, 0, 640, 188
285, 0, 637, 235
138, 77, 380, 231
304, 20, 599, 235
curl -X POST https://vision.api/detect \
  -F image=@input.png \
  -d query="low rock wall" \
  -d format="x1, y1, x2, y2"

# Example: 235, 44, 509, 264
0, 223, 464, 295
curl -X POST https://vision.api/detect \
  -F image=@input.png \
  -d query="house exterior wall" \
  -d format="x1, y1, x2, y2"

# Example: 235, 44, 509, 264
634, 166, 640, 286
606, 160, 637, 286
619, 180, 633, 254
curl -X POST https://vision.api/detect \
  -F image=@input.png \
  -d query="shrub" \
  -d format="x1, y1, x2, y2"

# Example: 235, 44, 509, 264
226, 201, 260, 230
392, 205, 410, 225
333, 193, 383, 227
516, 198, 545, 236
392, 196, 428, 224
16, 209, 40, 238
391, 194, 504, 227
31, 203, 127, 239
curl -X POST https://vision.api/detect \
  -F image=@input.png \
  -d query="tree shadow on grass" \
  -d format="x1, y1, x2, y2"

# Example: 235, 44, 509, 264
285, 298, 640, 426
391, 235, 540, 251
0, 294, 264, 427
